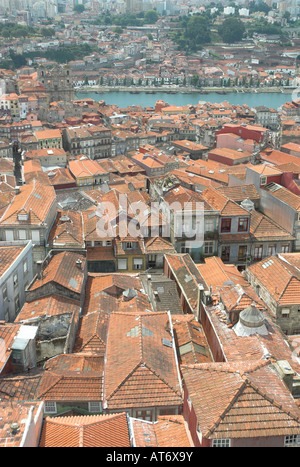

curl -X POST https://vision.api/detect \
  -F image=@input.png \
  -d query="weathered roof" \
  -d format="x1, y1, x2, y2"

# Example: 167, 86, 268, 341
181, 361, 300, 440
104, 312, 182, 410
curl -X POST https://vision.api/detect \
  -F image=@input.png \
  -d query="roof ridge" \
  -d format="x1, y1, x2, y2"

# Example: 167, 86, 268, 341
204, 377, 248, 438
37, 372, 63, 398
106, 361, 142, 402
143, 362, 182, 397
244, 377, 300, 423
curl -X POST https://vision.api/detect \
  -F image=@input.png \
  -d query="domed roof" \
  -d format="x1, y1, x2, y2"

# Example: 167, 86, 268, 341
233, 302, 268, 337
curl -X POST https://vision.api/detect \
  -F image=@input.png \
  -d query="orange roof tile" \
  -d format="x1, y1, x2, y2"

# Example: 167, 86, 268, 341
181, 361, 300, 440
0, 180, 56, 225
104, 312, 182, 410
247, 253, 300, 305
29, 251, 86, 295
132, 415, 193, 447
39, 413, 130, 447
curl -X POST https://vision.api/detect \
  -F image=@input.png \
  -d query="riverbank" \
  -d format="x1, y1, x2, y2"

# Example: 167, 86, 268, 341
75, 85, 296, 95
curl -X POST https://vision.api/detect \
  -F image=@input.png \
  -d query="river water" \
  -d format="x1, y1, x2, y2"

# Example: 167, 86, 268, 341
75, 90, 297, 110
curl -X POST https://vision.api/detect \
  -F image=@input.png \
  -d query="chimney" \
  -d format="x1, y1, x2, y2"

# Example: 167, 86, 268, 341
197, 284, 204, 321
10, 423, 20, 435
76, 259, 82, 269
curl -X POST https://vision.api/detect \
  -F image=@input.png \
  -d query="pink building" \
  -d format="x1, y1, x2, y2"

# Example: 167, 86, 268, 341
216, 132, 256, 153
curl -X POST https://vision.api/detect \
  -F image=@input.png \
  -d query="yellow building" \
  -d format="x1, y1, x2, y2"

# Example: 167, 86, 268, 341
115, 237, 146, 272
34, 129, 63, 150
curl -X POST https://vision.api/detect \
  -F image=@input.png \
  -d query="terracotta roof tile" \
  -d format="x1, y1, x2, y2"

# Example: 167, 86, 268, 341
201, 186, 249, 216
0, 401, 43, 447
39, 412, 130, 447
48, 211, 84, 248
250, 210, 295, 241
0, 369, 43, 401
181, 361, 300, 440
73, 311, 109, 355
0, 180, 56, 225
37, 368, 103, 402
29, 251, 86, 295
132, 415, 193, 447
247, 253, 300, 305
104, 312, 182, 410
15, 295, 81, 323
197, 256, 248, 291
0, 245, 26, 277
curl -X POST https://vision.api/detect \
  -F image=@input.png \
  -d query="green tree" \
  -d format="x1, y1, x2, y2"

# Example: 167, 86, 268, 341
41, 27, 55, 37
73, 4, 85, 13
144, 10, 159, 24
185, 15, 211, 48
218, 17, 245, 43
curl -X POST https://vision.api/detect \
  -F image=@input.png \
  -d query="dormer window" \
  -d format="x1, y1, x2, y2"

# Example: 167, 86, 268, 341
18, 213, 29, 221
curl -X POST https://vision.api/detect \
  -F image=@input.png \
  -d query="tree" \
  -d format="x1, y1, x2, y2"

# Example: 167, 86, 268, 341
185, 15, 211, 48
144, 10, 159, 24
218, 17, 245, 43
73, 4, 85, 13
41, 27, 55, 37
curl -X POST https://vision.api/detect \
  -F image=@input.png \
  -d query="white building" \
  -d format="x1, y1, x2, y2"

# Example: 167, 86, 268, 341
0, 241, 34, 322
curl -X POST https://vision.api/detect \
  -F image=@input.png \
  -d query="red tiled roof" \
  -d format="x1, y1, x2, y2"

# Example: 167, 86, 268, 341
247, 253, 300, 305
39, 412, 130, 447
132, 415, 193, 447
0, 245, 26, 277
29, 251, 86, 295
104, 312, 182, 410
181, 361, 300, 440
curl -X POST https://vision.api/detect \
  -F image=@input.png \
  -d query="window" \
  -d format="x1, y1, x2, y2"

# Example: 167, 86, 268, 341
221, 246, 230, 262
44, 401, 57, 414
88, 402, 101, 413
282, 308, 290, 318
23, 260, 28, 275
261, 176, 267, 185
238, 245, 247, 261
281, 245, 290, 253
133, 258, 143, 270
5, 230, 14, 241
205, 218, 214, 232
135, 410, 152, 421
17, 213, 28, 221
180, 245, 191, 254
118, 259, 127, 270
31, 230, 40, 242
159, 408, 176, 416
12, 350, 22, 364
254, 245, 263, 261
13, 273, 18, 289
2, 285, 8, 302
268, 244, 276, 256
284, 435, 300, 447
125, 242, 133, 249
221, 218, 231, 233
238, 217, 248, 232
204, 241, 214, 255
14, 295, 20, 314
212, 439, 230, 447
